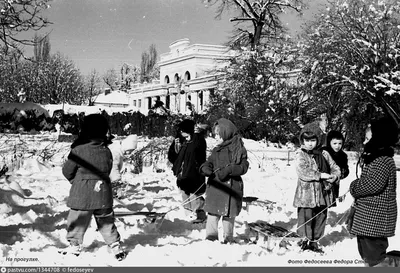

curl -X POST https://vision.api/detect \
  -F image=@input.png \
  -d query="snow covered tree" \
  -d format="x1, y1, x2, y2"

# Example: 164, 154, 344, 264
208, 43, 304, 142
301, 0, 400, 128
203, 0, 305, 49
0, 0, 52, 56
119, 62, 140, 90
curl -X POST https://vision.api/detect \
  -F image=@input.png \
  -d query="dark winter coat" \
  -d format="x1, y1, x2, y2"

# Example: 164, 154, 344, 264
321, 146, 349, 199
62, 140, 113, 210
168, 133, 207, 195
199, 119, 249, 217
350, 156, 397, 237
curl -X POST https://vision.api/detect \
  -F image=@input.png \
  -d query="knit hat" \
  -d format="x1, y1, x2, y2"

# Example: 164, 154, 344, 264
299, 121, 324, 147
178, 119, 195, 135
121, 134, 138, 152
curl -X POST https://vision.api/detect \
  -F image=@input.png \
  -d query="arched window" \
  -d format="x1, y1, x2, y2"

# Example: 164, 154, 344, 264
174, 73, 180, 83
184, 71, 191, 81
164, 76, 170, 84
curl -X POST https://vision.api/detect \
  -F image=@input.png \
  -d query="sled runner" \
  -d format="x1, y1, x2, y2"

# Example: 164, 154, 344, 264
386, 250, 400, 267
243, 220, 301, 249
114, 210, 166, 220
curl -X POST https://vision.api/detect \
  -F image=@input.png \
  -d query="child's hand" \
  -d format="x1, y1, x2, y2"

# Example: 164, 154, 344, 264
174, 138, 181, 153
326, 176, 336, 183
320, 173, 332, 180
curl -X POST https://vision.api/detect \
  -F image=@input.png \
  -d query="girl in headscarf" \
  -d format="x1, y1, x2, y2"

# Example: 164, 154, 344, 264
199, 118, 249, 243
349, 117, 398, 267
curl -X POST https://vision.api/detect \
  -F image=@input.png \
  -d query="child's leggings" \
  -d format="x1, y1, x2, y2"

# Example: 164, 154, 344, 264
66, 208, 120, 245
297, 206, 327, 241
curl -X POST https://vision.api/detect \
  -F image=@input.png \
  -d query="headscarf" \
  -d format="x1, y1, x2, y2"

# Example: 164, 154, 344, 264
214, 118, 247, 164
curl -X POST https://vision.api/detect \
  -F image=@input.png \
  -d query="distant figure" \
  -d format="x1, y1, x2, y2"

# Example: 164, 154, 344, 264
349, 117, 398, 267
17, 88, 26, 103
108, 134, 138, 184
168, 119, 207, 222
60, 114, 126, 261
293, 121, 341, 253
321, 130, 349, 202
199, 118, 249, 243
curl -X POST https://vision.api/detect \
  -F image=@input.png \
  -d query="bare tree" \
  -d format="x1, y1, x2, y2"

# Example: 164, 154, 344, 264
33, 32, 51, 62
85, 69, 101, 105
204, 0, 305, 49
102, 68, 118, 90
0, 0, 52, 56
140, 44, 158, 83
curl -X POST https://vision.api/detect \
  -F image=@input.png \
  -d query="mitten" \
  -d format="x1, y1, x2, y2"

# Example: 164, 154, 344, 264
216, 165, 232, 181
201, 166, 214, 177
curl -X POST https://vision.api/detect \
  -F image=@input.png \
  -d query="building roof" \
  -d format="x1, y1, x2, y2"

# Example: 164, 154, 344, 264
94, 90, 130, 105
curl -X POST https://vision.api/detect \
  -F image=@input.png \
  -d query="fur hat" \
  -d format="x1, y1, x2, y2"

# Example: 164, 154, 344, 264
121, 134, 138, 152
299, 121, 324, 147
369, 117, 398, 148
178, 119, 195, 135
80, 114, 109, 140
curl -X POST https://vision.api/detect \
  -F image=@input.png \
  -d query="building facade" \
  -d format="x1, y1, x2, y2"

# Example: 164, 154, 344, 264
128, 38, 234, 115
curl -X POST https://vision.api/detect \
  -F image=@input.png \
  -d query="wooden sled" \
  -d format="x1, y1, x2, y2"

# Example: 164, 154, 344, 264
244, 220, 301, 250
242, 196, 276, 211
114, 210, 167, 224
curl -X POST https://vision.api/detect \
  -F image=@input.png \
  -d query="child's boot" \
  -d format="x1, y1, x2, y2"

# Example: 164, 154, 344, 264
298, 239, 309, 251
58, 242, 82, 256
110, 241, 127, 261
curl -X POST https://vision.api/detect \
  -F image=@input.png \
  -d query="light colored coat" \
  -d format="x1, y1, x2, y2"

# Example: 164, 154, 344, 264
293, 149, 341, 208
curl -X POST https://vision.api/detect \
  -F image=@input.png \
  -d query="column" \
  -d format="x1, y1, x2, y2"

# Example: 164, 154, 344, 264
191, 91, 198, 113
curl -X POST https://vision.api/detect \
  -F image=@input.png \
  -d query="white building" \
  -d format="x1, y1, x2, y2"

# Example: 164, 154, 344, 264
128, 38, 235, 115
93, 89, 131, 108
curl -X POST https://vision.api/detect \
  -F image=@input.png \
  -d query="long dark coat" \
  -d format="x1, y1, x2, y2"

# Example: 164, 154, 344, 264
62, 140, 113, 210
200, 141, 249, 218
168, 133, 207, 195
350, 156, 397, 237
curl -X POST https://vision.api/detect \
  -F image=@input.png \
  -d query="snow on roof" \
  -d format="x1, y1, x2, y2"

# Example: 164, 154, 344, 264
0, 102, 139, 118
94, 90, 130, 105
42, 103, 138, 117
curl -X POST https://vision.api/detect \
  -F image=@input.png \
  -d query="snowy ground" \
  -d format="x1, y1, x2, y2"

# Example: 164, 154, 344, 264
0, 133, 399, 267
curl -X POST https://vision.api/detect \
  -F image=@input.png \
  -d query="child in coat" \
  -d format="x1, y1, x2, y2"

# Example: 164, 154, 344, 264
199, 118, 249, 243
349, 117, 398, 267
293, 122, 341, 253
60, 114, 126, 261
321, 130, 349, 203
108, 134, 138, 184
168, 119, 207, 222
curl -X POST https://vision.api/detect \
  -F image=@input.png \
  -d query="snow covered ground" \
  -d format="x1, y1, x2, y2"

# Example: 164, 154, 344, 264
0, 133, 399, 267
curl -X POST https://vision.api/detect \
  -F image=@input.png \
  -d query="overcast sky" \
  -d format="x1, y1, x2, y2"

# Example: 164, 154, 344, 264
35, 0, 327, 75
